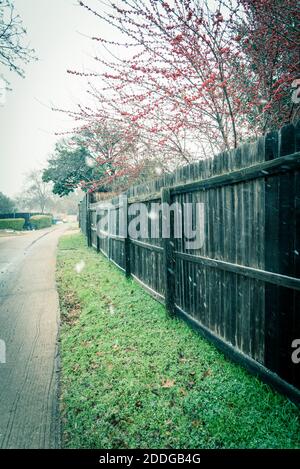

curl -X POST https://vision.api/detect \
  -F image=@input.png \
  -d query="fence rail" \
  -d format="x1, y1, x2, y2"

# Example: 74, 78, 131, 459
79, 122, 300, 405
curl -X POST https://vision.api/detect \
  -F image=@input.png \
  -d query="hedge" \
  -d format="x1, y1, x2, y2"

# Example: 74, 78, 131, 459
0, 218, 25, 230
29, 215, 53, 229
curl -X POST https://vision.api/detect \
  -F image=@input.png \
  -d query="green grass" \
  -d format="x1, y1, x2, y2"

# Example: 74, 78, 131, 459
57, 233, 300, 449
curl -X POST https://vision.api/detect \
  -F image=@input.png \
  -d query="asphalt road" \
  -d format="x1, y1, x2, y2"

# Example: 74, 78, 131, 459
0, 226, 66, 448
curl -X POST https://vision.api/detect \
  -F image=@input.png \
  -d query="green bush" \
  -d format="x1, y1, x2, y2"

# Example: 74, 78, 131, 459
29, 215, 53, 229
0, 218, 25, 230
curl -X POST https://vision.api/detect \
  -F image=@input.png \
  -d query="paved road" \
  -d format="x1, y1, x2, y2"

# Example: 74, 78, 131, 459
0, 226, 66, 448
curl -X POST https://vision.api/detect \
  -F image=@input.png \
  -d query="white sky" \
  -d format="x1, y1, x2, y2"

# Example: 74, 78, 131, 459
0, 0, 110, 197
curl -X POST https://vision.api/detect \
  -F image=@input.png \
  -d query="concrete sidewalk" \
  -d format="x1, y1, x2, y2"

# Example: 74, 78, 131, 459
0, 226, 66, 448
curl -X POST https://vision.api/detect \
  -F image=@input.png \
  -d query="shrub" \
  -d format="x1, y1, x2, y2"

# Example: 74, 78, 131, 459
29, 215, 53, 229
0, 218, 25, 230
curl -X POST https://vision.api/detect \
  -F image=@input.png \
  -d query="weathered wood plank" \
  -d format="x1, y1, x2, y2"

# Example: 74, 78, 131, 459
161, 187, 175, 316
174, 251, 300, 291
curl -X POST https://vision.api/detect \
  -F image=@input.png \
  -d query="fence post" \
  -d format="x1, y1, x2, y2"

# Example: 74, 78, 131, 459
161, 187, 175, 316
87, 193, 92, 247
96, 207, 100, 253
122, 195, 131, 277
107, 207, 111, 258
264, 123, 299, 387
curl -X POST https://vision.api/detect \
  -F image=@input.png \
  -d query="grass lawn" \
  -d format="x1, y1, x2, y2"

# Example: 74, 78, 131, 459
57, 233, 300, 449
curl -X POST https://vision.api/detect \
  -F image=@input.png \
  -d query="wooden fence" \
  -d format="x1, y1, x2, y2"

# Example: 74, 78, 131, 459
79, 122, 300, 404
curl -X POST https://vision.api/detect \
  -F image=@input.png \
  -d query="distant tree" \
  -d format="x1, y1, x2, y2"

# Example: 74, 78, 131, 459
0, 0, 36, 90
22, 170, 53, 213
43, 136, 112, 196
15, 169, 83, 215
50, 190, 84, 215
0, 191, 15, 213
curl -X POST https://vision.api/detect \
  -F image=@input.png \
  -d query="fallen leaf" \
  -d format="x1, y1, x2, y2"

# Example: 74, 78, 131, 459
192, 420, 203, 428
187, 380, 195, 389
81, 340, 92, 348
161, 379, 175, 388
202, 369, 212, 378
125, 346, 137, 352
90, 363, 99, 370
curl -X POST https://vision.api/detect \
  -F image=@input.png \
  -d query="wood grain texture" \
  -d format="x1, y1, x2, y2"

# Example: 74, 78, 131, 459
83, 121, 300, 396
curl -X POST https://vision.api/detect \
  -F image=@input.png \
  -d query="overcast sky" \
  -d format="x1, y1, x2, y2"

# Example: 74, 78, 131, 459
0, 0, 109, 197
